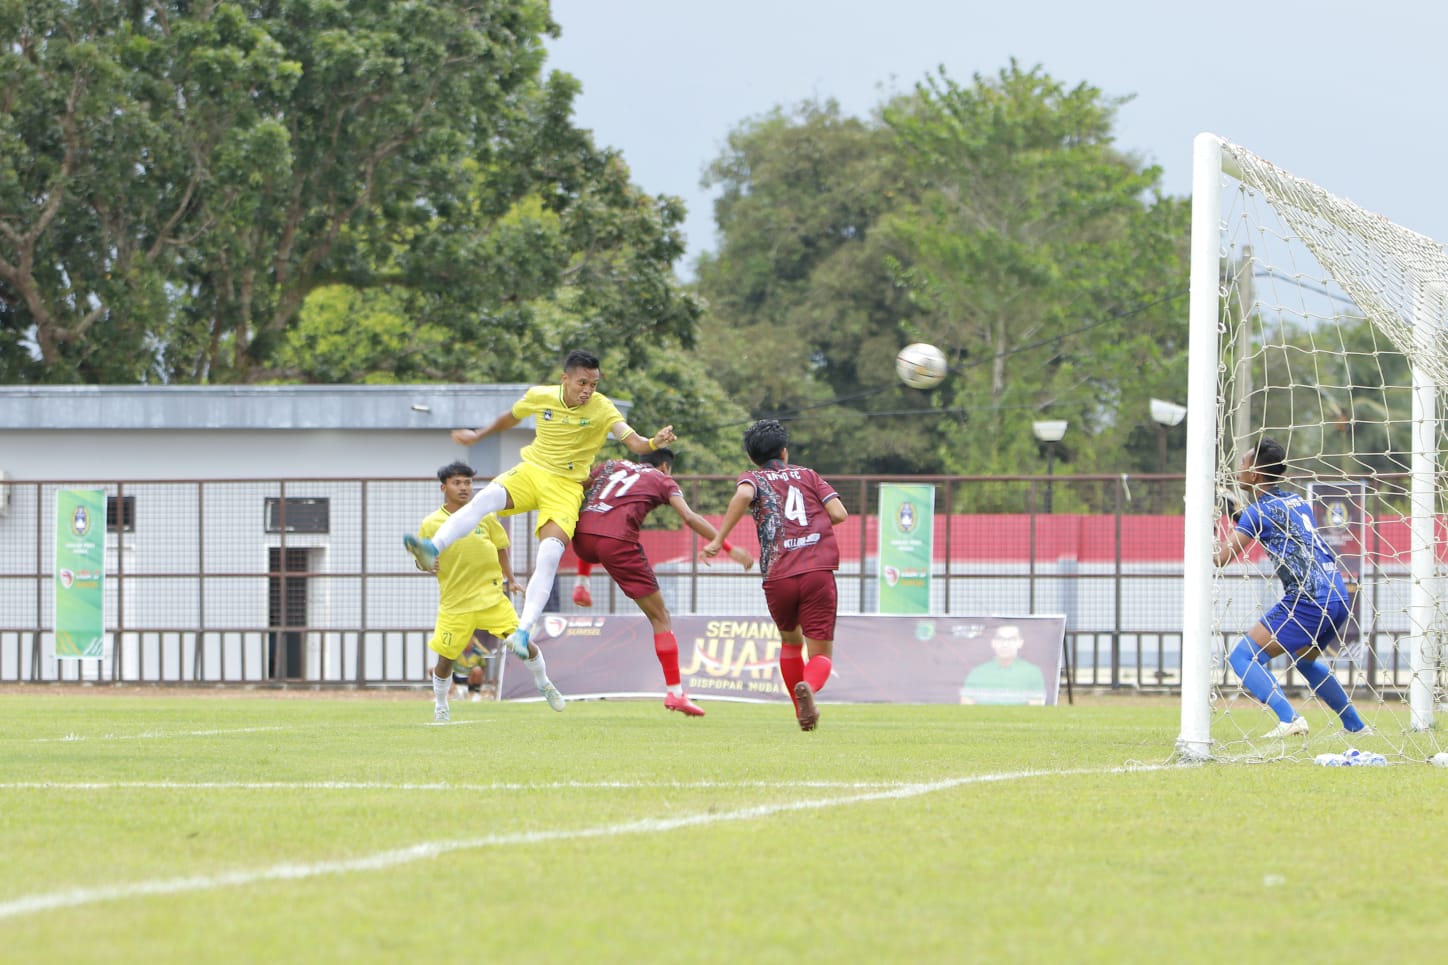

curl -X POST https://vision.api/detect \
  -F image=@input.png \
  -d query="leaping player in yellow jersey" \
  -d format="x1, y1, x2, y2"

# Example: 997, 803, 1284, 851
418, 461, 564, 721
405, 349, 676, 669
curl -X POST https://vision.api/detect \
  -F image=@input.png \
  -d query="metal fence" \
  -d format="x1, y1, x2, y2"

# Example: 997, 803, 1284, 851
0, 472, 1426, 692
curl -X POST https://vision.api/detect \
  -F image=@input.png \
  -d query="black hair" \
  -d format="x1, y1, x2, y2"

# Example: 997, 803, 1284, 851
437, 461, 475, 484
743, 419, 788, 466
563, 349, 600, 373
641, 447, 675, 469
1252, 437, 1287, 482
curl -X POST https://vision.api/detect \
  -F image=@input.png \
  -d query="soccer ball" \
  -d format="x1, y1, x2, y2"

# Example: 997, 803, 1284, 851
895, 343, 948, 390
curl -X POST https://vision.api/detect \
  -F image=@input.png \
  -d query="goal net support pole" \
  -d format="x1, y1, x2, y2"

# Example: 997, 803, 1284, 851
1177, 133, 1225, 761
1178, 133, 1444, 760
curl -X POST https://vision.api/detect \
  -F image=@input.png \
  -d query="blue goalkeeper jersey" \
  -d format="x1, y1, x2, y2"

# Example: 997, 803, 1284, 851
1235, 489, 1346, 604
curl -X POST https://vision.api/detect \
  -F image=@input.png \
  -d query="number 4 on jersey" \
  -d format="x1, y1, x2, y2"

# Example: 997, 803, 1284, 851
784, 485, 807, 525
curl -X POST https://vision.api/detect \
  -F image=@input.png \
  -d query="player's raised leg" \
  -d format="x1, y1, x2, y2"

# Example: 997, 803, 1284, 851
507, 533, 567, 656
405, 480, 511, 569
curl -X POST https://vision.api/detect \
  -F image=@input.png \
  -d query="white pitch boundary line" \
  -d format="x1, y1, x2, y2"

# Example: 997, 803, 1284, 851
31, 726, 287, 743
0, 764, 1164, 921
0, 779, 929, 791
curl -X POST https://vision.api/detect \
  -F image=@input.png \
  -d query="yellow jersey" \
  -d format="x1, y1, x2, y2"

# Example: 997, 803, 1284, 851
512, 384, 627, 482
419, 509, 510, 614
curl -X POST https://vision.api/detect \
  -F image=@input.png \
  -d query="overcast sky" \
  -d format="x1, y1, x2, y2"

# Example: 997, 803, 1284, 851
546, 0, 1448, 276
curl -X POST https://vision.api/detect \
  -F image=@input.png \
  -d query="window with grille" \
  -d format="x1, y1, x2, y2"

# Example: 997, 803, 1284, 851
264, 497, 330, 534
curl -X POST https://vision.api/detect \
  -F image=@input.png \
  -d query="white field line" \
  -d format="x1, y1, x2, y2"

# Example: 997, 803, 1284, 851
31, 727, 286, 743
0, 779, 934, 791
29, 718, 489, 741
0, 764, 1164, 921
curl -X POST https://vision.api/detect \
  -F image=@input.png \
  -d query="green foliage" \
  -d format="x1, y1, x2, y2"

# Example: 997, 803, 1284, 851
696, 99, 927, 475
0, 1, 697, 384
695, 65, 1192, 478
1253, 313, 1413, 487
596, 343, 754, 479
883, 63, 1192, 479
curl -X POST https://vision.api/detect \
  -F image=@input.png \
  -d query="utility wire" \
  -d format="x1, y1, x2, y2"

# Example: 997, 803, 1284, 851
694, 289, 1189, 433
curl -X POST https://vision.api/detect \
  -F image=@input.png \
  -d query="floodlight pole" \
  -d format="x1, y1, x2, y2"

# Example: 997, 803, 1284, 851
1032, 420, 1068, 514
1150, 399, 1187, 513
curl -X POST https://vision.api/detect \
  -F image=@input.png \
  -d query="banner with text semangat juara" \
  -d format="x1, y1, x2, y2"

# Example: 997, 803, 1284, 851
501, 613, 1065, 706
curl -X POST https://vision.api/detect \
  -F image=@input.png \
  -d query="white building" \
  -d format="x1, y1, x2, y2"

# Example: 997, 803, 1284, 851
0, 383, 540, 480
0, 383, 627, 683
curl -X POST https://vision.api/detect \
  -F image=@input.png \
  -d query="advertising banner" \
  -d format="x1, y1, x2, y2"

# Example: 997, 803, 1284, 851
877, 483, 935, 614
503, 613, 1065, 706
54, 489, 107, 660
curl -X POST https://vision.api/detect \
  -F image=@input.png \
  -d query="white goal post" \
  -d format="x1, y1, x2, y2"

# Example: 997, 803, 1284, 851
1178, 133, 1447, 762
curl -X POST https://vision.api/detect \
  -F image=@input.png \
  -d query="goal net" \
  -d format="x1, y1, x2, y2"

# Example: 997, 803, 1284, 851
1178, 134, 1447, 764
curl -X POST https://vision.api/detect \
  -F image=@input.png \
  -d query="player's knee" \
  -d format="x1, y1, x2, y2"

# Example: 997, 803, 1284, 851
1227, 638, 1260, 676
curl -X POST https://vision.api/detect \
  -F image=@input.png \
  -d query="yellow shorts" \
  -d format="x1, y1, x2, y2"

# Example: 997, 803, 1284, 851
497, 461, 586, 538
427, 597, 520, 661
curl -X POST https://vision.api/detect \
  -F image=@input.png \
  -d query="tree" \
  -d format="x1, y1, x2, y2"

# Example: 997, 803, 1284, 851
1, 1, 698, 384
882, 62, 1191, 483
695, 71, 1191, 480
695, 99, 936, 476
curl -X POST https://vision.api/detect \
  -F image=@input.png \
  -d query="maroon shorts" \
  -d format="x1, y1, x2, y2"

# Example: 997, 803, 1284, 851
572, 532, 660, 600
764, 569, 838, 642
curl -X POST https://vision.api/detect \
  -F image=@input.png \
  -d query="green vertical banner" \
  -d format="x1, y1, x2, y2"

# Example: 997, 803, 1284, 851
877, 483, 934, 614
55, 489, 107, 659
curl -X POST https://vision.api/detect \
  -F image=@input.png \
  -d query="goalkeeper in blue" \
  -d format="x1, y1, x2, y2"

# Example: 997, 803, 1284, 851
1213, 437, 1368, 739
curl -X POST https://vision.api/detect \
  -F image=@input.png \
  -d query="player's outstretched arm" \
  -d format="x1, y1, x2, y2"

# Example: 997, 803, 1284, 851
616, 422, 676, 455
672, 495, 756, 569
702, 483, 754, 560
451, 410, 521, 446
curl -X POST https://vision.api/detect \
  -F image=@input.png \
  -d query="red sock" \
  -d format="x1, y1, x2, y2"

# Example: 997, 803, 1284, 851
654, 632, 680, 687
803, 655, 832, 694
779, 645, 805, 711
577, 561, 594, 578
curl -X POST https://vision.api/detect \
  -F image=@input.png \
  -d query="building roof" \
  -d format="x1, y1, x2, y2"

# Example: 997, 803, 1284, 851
0, 384, 601, 430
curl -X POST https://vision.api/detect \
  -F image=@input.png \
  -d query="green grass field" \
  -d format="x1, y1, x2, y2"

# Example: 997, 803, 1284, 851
2, 689, 1445, 963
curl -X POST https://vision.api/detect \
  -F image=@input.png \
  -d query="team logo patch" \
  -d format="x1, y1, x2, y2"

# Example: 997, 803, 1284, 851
897, 501, 918, 533
543, 410, 553, 421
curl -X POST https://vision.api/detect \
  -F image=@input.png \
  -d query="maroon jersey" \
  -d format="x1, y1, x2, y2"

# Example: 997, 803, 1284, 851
741, 463, 840, 580
575, 459, 681, 542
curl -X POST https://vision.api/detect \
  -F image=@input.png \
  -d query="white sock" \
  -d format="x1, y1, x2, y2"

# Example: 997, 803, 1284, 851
518, 537, 566, 632
667, 684, 683, 697
432, 671, 450, 708
430, 481, 508, 553
523, 652, 550, 690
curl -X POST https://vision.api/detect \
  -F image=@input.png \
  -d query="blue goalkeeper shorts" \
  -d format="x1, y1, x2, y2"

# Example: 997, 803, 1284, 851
1261, 595, 1349, 654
